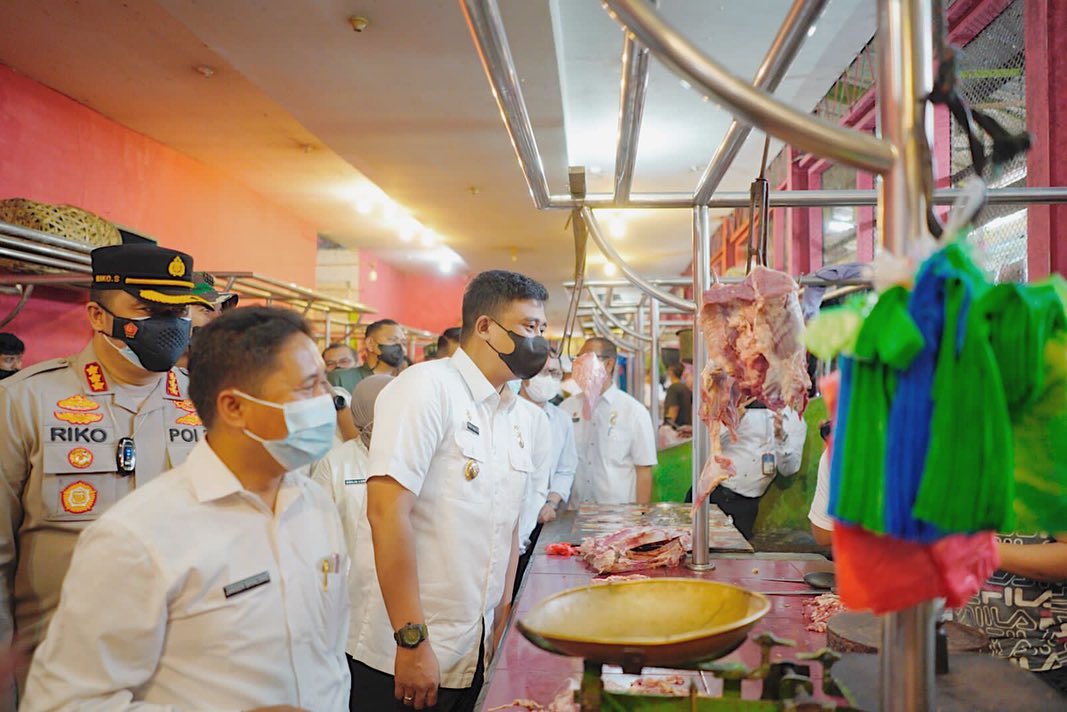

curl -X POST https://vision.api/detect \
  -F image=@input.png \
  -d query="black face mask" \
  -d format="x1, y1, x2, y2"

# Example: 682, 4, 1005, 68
0, 369, 17, 380
101, 306, 191, 373
488, 319, 550, 381
377, 343, 405, 368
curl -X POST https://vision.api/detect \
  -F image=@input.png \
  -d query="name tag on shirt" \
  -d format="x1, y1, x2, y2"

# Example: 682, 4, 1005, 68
466, 421, 480, 435
223, 571, 270, 598
344, 478, 367, 485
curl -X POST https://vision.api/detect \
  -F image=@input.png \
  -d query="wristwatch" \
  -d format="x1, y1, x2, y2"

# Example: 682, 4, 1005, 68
394, 622, 429, 649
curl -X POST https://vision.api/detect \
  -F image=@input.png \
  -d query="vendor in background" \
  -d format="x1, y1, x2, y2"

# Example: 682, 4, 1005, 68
687, 402, 806, 541
663, 362, 692, 429
0, 333, 25, 380
349, 270, 550, 711
174, 272, 238, 370
312, 374, 393, 668
436, 327, 461, 359
562, 338, 657, 506
957, 536, 1067, 696
807, 421, 833, 547
0, 244, 211, 696
514, 354, 577, 592
324, 343, 358, 373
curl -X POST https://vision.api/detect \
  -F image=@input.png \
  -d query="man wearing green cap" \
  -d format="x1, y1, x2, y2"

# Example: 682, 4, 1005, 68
0, 243, 211, 696
175, 272, 239, 370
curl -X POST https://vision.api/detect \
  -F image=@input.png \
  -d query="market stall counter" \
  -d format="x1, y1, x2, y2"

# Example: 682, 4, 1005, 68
477, 505, 833, 710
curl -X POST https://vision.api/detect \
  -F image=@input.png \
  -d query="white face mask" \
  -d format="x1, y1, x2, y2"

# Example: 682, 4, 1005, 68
524, 374, 561, 403
234, 390, 336, 471
506, 380, 522, 395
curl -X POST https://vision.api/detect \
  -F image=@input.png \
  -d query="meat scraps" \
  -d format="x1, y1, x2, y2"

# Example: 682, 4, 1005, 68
578, 526, 691, 574
544, 542, 580, 557
628, 674, 691, 696
508, 674, 692, 711
803, 592, 845, 633
694, 266, 811, 506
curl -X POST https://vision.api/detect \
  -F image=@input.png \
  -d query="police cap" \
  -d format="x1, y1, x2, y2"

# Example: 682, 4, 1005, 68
91, 244, 211, 306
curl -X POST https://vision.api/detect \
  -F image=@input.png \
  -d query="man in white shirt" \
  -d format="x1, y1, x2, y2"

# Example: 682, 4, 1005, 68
350, 270, 551, 711
514, 354, 578, 588
689, 403, 807, 540
22, 306, 350, 711
562, 338, 657, 505
312, 373, 393, 658
807, 422, 833, 546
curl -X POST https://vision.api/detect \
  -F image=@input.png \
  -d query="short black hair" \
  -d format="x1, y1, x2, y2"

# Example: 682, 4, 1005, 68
669, 362, 685, 379
87, 288, 117, 308
322, 342, 356, 358
461, 270, 548, 341
189, 307, 312, 429
0, 332, 24, 356
365, 319, 399, 341
583, 337, 618, 363
436, 327, 461, 352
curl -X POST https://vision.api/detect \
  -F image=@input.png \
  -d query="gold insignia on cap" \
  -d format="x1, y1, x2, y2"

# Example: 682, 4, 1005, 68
168, 256, 186, 277
464, 459, 480, 481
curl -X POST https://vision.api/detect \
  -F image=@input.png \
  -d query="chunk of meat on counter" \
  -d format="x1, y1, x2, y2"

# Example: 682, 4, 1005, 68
628, 674, 691, 696
578, 526, 691, 574
544, 542, 581, 557
488, 700, 544, 711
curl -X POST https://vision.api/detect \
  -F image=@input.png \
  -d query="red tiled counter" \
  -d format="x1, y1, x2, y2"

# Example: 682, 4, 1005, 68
477, 509, 831, 710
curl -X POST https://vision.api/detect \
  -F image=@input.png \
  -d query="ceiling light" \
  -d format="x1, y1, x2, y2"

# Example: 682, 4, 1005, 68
398, 219, 418, 242
382, 201, 404, 228
421, 230, 437, 246
679, 79, 691, 91
589, 166, 603, 175
355, 195, 374, 215
604, 262, 618, 277
807, 25, 817, 37
608, 218, 626, 239
369, 265, 378, 282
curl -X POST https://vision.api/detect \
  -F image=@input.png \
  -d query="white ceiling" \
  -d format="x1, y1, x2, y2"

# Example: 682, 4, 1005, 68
0, 0, 876, 323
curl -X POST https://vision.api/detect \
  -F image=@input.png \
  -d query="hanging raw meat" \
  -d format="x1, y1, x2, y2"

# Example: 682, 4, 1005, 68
694, 267, 810, 507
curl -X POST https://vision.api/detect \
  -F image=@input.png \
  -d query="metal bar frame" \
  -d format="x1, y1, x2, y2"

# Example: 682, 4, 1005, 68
693, 0, 829, 204
648, 299, 661, 427
583, 286, 651, 342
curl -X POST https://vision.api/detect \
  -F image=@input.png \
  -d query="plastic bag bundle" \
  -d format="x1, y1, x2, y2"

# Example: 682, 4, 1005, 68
913, 245, 1014, 533
831, 286, 923, 532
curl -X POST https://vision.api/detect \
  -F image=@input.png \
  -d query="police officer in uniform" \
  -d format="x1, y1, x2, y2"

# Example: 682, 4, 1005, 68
0, 243, 210, 694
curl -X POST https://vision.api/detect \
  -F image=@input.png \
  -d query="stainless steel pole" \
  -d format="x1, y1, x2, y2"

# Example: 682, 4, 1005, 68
550, 185, 1067, 210
878, 0, 936, 710
693, 0, 828, 204
649, 299, 661, 428
615, 33, 651, 202
460, 0, 551, 208
687, 205, 713, 571
635, 306, 647, 407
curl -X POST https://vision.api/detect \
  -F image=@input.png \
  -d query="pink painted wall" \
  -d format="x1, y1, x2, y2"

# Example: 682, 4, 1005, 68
0, 64, 318, 365
357, 250, 466, 336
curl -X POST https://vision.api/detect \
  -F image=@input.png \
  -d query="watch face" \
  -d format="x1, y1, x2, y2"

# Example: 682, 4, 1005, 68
401, 626, 422, 646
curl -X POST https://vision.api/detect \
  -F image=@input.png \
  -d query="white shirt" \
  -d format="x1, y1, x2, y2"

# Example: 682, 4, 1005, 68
516, 401, 573, 554
544, 402, 577, 503
310, 437, 371, 654
561, 386, 657, 505
350, 348, 535, 688
22, 440, 350, 711
808, 449, 833, 531
718, 407, 807, 498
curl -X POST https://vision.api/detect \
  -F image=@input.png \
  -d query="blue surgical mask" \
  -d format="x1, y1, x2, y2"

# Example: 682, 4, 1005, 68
235, 390, 336, 471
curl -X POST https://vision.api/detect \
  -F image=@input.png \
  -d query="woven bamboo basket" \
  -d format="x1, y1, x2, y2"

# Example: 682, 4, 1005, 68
0, 198, 121, 273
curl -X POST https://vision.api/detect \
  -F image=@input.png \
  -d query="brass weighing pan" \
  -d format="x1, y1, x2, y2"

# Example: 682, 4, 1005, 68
517, 578, 770, 670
